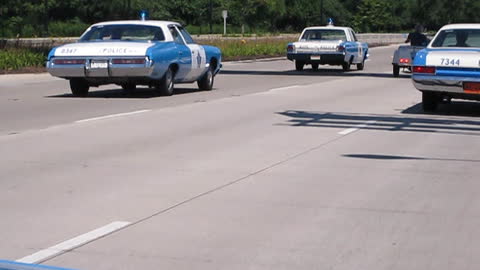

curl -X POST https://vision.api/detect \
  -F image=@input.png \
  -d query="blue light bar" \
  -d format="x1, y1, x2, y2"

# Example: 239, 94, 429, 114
139, 10, 149, 21
327, 18, 334, 26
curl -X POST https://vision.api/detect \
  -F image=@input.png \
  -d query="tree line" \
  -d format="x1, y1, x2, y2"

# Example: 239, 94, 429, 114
1, 0, 479, 38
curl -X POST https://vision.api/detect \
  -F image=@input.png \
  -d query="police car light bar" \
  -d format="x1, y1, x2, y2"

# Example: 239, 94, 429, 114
139, 10, 149, 21
327, 18, 334, 26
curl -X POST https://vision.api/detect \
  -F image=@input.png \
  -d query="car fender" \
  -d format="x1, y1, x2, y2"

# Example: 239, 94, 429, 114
146, 42, 180, 80
202, 45, 222, 75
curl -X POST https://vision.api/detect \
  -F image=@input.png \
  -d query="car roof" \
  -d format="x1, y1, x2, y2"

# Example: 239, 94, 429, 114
90, 20, 181, 28
303, 26, 352, 31
439, 24, 480, 30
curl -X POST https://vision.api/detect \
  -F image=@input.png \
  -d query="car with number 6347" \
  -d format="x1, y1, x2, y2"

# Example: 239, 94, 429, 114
412, 24, 480, 111
46, 19, 222, 97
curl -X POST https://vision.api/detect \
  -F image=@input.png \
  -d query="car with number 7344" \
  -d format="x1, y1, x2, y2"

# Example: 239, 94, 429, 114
412, 24, 480, 111
46, 19, 222, 97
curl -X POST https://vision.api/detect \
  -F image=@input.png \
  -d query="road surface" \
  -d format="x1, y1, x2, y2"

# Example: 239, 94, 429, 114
1, 45, 480, 270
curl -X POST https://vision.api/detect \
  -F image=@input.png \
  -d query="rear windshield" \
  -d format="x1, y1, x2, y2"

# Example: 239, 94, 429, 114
80, 25, 165, 42
301, 29, 347, 42
431, 29, 480, 48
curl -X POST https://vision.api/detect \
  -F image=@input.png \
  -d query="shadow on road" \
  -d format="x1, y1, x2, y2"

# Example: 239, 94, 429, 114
46, 86, 207, 99
277, 110, 480, 136
221, 69, 410, 79
342, 154, 480, 163
403, 102, 480, 117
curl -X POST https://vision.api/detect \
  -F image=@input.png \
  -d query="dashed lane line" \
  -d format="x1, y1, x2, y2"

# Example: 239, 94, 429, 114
16, 221, 131, 264
338, 120, 377, 135
75, 110, 151, 123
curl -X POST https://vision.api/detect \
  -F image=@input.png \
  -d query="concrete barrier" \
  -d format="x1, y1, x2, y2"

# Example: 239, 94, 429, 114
0, 33, 407, 49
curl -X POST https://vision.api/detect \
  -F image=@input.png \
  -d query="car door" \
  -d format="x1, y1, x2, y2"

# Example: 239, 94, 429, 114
168, 25, 191, 81
176, 26, 207, 82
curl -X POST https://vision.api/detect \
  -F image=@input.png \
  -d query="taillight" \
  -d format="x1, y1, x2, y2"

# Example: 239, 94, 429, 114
399, 58, 410, 64
53, 59, 86, 65
287, 44, 295, 52
464, 82, 480, 93
337, 45, 345, 52
413, 66, 436, 74
111, 58, 146, 65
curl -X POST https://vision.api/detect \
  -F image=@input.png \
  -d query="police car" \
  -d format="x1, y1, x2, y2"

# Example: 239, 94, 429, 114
47, 13, 222, 97
412, 24, 480, 111
287, 20, 368, 71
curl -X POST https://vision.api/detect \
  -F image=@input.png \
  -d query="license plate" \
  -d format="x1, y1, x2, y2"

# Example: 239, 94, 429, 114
464, 82, 480, 94
90, 60, 108, 69
310, 55, 321, 60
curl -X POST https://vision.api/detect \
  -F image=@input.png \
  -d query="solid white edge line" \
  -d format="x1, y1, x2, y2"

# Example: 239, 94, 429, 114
16, 221, 131, 264
75, 110, 151, 123
338, 120, 377, 135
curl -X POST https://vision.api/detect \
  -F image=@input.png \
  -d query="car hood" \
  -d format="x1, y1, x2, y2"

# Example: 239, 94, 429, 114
53, 42, 156, 57
293, 40, 343, 52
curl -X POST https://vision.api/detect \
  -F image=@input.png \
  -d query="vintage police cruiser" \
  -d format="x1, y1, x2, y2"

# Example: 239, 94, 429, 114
46, 13, 222, 97
412, 24, 480, 111
287, 20, 368, 71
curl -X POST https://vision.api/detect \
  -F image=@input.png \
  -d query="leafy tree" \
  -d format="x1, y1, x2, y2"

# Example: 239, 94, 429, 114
353, 0, 391, 32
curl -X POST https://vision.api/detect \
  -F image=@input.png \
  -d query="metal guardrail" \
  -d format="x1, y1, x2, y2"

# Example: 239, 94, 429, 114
0, 34, 407, 49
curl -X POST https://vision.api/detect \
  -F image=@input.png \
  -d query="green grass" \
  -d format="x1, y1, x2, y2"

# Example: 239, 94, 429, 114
0, 37, 295, 72
0, 48, 47, 71
200, 37, 295, 61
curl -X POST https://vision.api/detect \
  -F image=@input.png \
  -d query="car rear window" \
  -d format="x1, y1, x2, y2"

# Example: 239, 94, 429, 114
80, 25, 165, 42
431, 29, 480, 48
301, 29, 347, 42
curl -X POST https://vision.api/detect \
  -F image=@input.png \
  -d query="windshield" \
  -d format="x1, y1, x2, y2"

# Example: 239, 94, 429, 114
431, 29, 480, 48
301, 29, 347, 42
79, 25, 165, 42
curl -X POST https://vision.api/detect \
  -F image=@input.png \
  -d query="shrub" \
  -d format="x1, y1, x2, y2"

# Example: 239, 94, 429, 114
48, 19, 89, 37
0, 48, 47, 71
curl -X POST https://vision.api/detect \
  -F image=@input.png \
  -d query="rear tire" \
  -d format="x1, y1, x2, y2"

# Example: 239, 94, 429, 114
311, 63, 319, 70
342, 58, 352, 72
357, 60, 365, 70
422, 91, 439, 112
197, 67, 214, 91
295, 61, 304, 71
70, 79, 89, 97
156, 67, 174, 96
393, 64, 400, 77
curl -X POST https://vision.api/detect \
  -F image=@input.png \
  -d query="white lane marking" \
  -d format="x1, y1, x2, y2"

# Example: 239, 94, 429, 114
75, 110, 151, 123
338, 120, 377, 135
17, 221, 131, 264
269, 85, 300, 92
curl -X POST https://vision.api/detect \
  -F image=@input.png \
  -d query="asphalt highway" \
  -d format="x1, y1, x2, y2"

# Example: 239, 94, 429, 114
2, 45, 480, 269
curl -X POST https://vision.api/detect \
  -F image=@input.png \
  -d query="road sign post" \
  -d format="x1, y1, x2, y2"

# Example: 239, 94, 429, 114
222, 10, 228, 36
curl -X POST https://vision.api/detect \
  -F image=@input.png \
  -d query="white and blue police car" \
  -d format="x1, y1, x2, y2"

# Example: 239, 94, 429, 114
287, 20, 368, 72
412, 24, 480, 111
46, 12, 222, 97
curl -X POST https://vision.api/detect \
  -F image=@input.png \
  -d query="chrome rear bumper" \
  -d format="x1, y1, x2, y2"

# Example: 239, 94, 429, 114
47, 57, 154, 78
413, 75, 480, 93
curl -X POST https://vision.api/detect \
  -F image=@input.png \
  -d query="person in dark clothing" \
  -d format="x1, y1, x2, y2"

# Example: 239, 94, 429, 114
455, 31, 469, 47
405, 24, 428, 46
